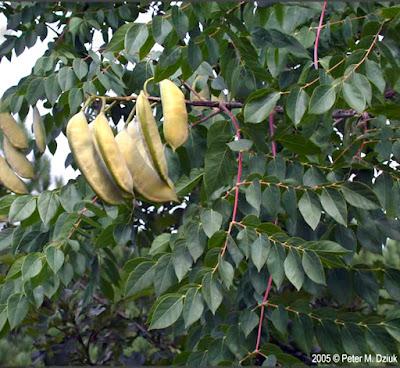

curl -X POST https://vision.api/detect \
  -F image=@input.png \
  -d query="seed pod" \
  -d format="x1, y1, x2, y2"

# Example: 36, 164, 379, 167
115, 121, 178, 203
0, 113, 28, 149
92, 112, 133, 194
160, 79, 189, 151
89, 122, 132, 200
0, 155, 28, 194
66, 111, 125, 205
32, 107, 46, 153
3, 137, 34, 179
136, 91, 170, 184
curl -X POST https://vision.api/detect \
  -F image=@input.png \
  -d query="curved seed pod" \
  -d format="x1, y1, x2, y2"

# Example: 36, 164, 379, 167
92, 112, 133, 194
128, 121, 175, 191
116, 123, 178, 203
32, 107, 46, 153
160, 79, 189, 151
136, 91, 170, 184
89, 123, 132, 200
66, 111, 125, 205
190, 75, 210, 112
0, 113, 28, 149
0, 155, 28, 194
3, 137, 34, 179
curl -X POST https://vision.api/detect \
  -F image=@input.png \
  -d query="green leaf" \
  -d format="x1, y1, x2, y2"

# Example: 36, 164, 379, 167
52, 213, 80, 240
343, 78, 366, 113
244, 90, 280, 123
38, 191, 59, 225
57, 67, 77, 91
271, 305, 288, 335
227, 139, 253, 152
309, 84, 336, 114
152, 16, 173, 44
239, 310, 259, 338
200, 209, 223, 238
153, 254, 176, 295
319, 188, 347, 226
284, 249, 304, 290
276, 134, 320, 155
302, 250, 326, 285
7, 293, 29, 329
106, 23, 131, 52
340, 182, 380, 210
154, 47, 181, 81
250, 234, 271, 272
183, 287, 204, 328
125, 261, 155, 297
68, 17, 83, 38
305, 240, 350, 254
246, 181, 262, 215
286, 87, 309, 126
68, 88, 83, 115
171, 5, 189, 39
202, 272, 223, 314
385, 320, 400, 343
124, 23, 149, 57
44, 74, 61, 104
149, 293, 183, 330
175, 168, 204, 196
72, 58, 88, 80
218, 255, 234, 289
26, 78, 44, 105
172, 245, 192, 282
149, 233, 171, 256
45, 245, 65, 274
384, 269, 400, 301
267, 243, 285, 288
9, 196, 36, 222
299, 191, 321, 230
365, 59, 385, 94
21, 253, 43, 280
204, 121, 236, 196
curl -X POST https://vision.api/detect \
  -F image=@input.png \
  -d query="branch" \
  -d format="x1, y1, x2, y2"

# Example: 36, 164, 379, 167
314, 0, 328, 70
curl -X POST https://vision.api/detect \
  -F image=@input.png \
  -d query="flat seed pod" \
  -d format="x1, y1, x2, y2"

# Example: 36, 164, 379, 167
0, 155, 28, 194
116, 122, 178, 203
89, 123, 132, 200
160, 79, 189, 151
0, 113, 28, 149
3, 137, 34, 179
66, 111, 125, 205
92, 112, 133, 194
136, 91, 170, 184
32, 107, 46, 153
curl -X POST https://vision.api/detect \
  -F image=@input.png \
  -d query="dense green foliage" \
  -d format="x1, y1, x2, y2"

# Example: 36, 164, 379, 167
0, 1, 400, 365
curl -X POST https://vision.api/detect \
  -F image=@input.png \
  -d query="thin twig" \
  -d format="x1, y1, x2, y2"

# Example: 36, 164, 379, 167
191, 109, 222, 126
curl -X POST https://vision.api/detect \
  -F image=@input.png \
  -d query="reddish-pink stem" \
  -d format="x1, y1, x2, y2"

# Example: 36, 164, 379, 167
314, 0, 328, 70
255, 275, 273, 352
219, 103, 242, 258
255, 112, 277, 354
268, 112, 277, 156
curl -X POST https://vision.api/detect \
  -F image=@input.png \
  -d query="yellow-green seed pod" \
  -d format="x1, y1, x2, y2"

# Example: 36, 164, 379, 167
0, 155, 28, 194
92, 112, 133, 194
66, 111, 125, 205
160, 79, 189, 151
0, 113, 28, 149
136, 91, 170, 184
32, 107, 46, 153
115, 122, 178, 203
3, 137, 34, 179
